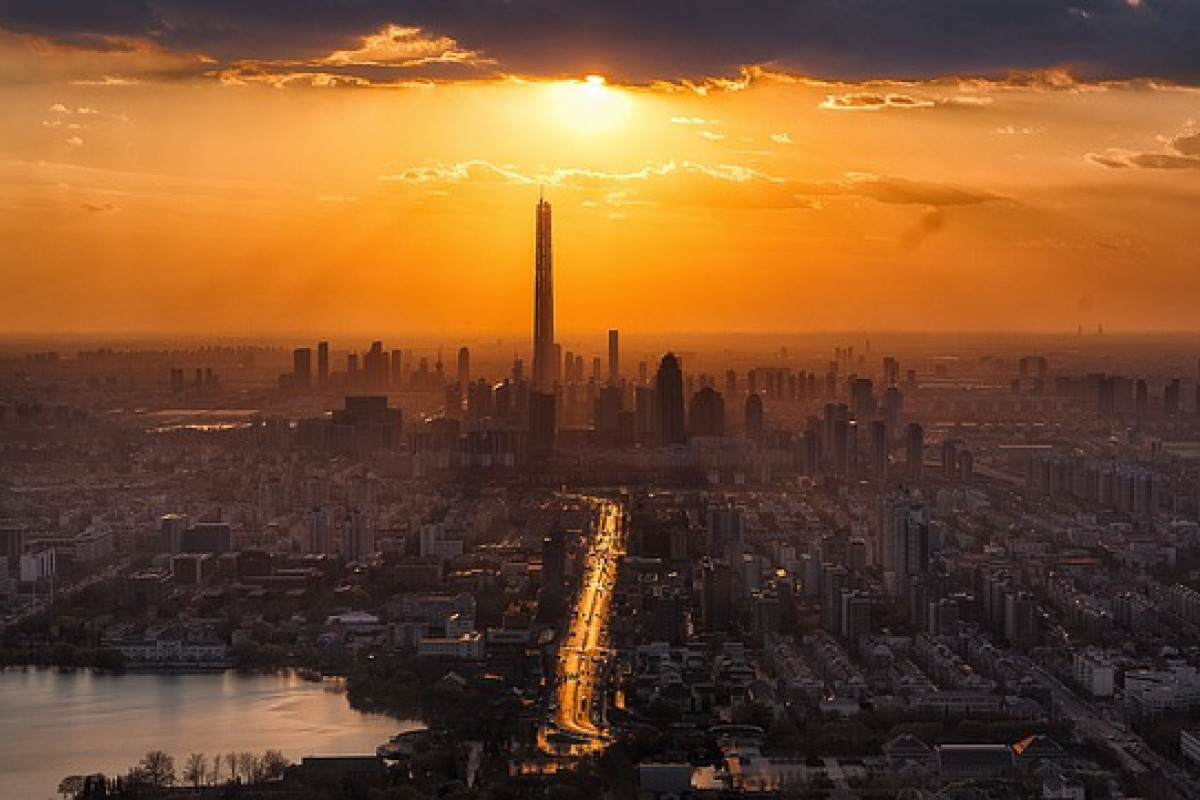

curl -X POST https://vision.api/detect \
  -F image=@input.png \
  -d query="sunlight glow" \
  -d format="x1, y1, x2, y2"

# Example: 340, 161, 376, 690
548, 75, 633, 135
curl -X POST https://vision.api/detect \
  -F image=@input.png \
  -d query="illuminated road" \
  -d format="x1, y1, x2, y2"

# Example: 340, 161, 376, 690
540, 497, 625, 756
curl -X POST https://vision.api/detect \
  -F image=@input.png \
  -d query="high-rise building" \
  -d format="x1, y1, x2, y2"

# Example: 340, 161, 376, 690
882, 356, 900, 386
160, 513, 188, 555
1165, 378, 1182, 416
821, 563, 849, 634
608, 329, 619, 384
906, 422, 924, 482
389, 349, 403, 390
879, 497, 929, 599
869, 419, 887, 479
655, 352, 686, 446
344, 509, 374, 562
702, 560, 733, 633
293, 348, 312, 393
456, 346, 470, 386
744, 393, 764, 439
635, 386, 657, 444
532, 193, 555, 392
364, 341, 388, 392
688, 386, 725, 437
529, 389, 556, 453
317, 341, 329, 390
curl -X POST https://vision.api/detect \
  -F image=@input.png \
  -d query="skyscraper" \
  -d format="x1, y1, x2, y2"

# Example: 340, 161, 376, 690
906, 422, 924, 482
532, 193, 555, 392
293, 348, 312, 393
656, 352, 686, 446
744, 393, 764, 439
317, 341, 329, 390
457, 346, 470, 386
688, 386, 725, 437
608, 328, 619, 384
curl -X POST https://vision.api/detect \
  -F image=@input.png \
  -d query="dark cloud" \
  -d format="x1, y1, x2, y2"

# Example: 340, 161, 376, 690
2, 0, 1198, 82
0, 0, 161, 38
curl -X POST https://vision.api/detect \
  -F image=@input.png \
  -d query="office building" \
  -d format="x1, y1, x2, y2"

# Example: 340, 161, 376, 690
456, 346, 470, 387
656, 352, 686, 446
317, 341, 329, 390
293, 348, 312, 393
906, 422, 925, 482
688, 386, 725, 437
745, 393, 764, 439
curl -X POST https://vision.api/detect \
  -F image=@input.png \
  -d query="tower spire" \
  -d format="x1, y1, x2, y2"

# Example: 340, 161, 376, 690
532, 191, 555, 392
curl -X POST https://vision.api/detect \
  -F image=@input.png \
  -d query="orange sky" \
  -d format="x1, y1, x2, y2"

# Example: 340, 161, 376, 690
2, 25, 1200, 336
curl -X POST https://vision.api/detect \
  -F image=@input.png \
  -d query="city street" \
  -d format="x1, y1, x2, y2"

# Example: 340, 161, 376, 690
540, 499, 624, 756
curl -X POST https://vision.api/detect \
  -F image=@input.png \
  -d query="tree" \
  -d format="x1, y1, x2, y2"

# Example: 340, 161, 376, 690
139, 750, 176, 789
56, 775, 84, 800
259, 749, 289, 781
237, 751, 259, 783
182, 753, 208, 788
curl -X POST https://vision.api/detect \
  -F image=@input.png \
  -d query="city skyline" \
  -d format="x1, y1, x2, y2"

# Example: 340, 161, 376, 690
2, 5, 1200, 336
8, 6, 1200, 799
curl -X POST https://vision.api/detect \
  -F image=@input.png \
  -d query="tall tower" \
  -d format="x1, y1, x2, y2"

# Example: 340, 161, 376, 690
532, 192, 555, 392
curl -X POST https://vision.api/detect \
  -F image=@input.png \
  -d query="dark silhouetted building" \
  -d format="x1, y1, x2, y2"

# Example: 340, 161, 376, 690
745, 393, 764, 439
906, 422, 924, 482
293, 348, 312, 393
688, 386, 725, 437
656, 352, 686, 446
608, 329, 619, 384
702, 560, 733, 633
317, 341, 329, 390
457, 346, 470, 387
529, 390, 556, 453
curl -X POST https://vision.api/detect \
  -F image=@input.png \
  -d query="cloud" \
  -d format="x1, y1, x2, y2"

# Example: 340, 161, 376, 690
1090, 130, 1200, 170
769, 132, 792, 144
321, 24, 489, 68
81, 201, 117, 213
795, 174, 998, 207
377, 157, 998, 214
3, 2, 1200, 84
671, 116, 719, 125
820, 92, 935, 111
994, 125, 1043, 135
216, 68, 375, 88
210, 24, 492, 87
0, 27, 211, 85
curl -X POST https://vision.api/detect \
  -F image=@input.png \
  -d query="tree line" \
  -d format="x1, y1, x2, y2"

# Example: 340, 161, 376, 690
57, 748, 289, 798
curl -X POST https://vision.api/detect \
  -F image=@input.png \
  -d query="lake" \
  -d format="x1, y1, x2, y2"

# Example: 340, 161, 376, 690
0, 668, 418, 800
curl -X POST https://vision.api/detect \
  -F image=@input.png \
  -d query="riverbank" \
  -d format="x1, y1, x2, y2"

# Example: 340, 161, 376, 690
0, 669, 417, 800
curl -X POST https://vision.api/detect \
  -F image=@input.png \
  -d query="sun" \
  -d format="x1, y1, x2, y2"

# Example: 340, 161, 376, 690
547, 74, 632, 135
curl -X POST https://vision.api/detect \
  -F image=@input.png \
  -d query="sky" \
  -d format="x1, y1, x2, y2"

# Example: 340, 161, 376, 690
1, 1, 1199, 337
